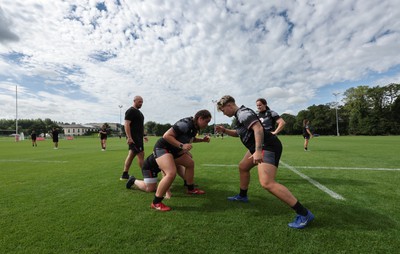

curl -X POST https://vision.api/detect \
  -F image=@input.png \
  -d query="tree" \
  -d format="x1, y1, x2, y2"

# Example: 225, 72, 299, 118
280, 113, 296, 135
153, 123, 172, 136
144, 121, 157, 135
343, 86, 370, 135
342, 84, 400, 135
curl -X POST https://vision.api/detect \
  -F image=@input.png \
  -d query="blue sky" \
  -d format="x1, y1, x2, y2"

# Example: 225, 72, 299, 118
1, 0, 400, 124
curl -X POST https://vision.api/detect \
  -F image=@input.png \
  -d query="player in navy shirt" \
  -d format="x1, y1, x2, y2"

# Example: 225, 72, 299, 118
215, 95, 314, 229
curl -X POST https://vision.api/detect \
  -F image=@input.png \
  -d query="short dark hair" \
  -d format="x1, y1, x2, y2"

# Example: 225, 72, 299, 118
194, 109, 212, 120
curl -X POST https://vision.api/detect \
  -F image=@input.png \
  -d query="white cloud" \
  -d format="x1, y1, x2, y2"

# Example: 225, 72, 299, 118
0, 0, 400, 125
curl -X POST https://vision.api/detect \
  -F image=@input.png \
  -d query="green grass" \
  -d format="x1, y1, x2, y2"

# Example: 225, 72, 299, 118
1, 135, 399, 253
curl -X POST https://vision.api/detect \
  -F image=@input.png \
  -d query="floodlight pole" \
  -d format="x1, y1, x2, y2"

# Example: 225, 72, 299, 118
118, 105, 123, 134
212, 100, 217, 137
15, 85, 18, 142
333, 92, 340, 136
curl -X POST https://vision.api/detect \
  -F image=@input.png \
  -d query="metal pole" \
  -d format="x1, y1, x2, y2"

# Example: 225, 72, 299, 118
118, 105, 123, 134
333, 93, 340, 136
212, 100, 217, 137
15, 85, 18, 141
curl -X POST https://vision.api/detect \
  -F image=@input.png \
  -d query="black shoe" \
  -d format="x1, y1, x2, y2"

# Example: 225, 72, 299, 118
126, 176, 136, 189
120, 172, 129, 181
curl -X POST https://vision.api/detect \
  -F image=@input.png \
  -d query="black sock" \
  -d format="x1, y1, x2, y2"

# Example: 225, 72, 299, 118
153, 195, 164, 204
187, 184, 194, 191
292, 201, 308, 216
239, 188, 248, 197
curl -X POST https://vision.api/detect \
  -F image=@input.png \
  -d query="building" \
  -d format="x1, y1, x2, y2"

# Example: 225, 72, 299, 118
59, 124, 94, 136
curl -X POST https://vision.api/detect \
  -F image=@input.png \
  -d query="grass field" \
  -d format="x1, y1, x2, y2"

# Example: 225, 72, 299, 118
1, 135, 399, 253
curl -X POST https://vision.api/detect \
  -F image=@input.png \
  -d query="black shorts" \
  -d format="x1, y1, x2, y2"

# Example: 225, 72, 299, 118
153, 147, 184, 159
129, 143, 143, 154
262, 150, 281, 167
262, 136, 282, 167
142, 154, 161, 184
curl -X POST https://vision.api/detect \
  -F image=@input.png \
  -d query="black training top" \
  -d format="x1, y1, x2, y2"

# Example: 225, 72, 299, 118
155, 117, 198, 156
257, 110, 280, 132
125, 107, 145, 145
234, 105, 276, 154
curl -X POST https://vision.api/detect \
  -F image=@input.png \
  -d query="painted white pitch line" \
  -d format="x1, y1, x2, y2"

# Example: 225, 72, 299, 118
202, 164, 399, 171
280, 161, 345, 200
293, 166, 400, 171
0, 159, 68, 163
202, 162, 345, 200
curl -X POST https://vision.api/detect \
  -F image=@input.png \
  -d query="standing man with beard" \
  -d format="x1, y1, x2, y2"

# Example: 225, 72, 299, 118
120, 96, 148, 180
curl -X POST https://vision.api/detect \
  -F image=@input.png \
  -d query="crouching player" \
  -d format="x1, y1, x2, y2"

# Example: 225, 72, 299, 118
126, 153, 186, 199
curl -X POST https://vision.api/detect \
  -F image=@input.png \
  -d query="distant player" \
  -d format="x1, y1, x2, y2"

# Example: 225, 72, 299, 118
99, 125, 108, 151
51, 127, 59, 149
303, 119, 313, 151
31, 131, 37, 147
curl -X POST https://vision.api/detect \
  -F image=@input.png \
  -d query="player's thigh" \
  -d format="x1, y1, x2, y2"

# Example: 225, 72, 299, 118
239, 150, 255, 171
257, 163, 277, 184
174, 153, 194, 168
156, 154, 177, 175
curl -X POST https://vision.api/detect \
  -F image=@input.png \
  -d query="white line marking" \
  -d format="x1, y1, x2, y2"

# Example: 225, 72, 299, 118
293, 166, 400, 171
0, 159, 68, 163
202, 164, 399, 171
202, 162, 346, 200
280, 161, 345, 200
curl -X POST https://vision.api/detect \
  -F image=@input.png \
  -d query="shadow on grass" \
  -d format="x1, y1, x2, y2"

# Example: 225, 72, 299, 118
164, 177, 397, 232
307, 200, 397, 231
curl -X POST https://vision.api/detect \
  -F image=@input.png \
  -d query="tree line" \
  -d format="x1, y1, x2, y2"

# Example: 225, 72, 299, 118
1, 84, 399, 136
0, 118, 62, 136
289, 83, 400, 135
209, 83, 399, 136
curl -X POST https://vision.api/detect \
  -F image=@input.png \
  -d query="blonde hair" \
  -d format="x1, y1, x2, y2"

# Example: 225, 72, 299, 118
217, 95, 235, 111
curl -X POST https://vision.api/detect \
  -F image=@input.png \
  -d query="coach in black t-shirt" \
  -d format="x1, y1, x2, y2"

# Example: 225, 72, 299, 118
120, 96, 148, 180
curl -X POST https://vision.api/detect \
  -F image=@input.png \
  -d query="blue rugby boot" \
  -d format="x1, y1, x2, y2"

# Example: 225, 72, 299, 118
227, 194, 249, 203
288, 210, 315, 229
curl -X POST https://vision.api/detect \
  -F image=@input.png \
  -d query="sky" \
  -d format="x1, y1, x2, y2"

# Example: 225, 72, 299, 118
1, 0, 400, 125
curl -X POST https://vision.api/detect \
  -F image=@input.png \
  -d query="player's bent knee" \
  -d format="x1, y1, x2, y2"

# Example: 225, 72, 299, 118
260, 181, 275, 191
